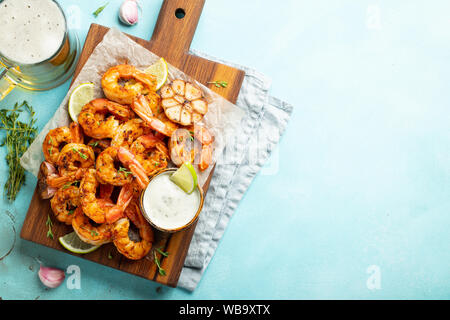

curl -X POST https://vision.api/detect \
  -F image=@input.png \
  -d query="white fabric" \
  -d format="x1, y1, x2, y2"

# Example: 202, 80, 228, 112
178, 50, 293, 291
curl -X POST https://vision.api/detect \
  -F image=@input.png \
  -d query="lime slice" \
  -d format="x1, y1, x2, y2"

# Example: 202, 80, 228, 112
170, 162, 198, 194
59, 231, 101, 254
68, 82, 94, 122
143, 58, 169, 90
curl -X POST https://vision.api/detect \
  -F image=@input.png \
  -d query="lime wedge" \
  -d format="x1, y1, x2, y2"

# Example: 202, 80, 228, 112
59, 231, 101, 254
143, 58, 169, 90
68, 82, 94, 122
170, 162, 198, 194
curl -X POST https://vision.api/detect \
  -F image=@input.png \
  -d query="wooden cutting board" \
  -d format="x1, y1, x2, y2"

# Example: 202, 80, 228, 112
20, 0, 244, 287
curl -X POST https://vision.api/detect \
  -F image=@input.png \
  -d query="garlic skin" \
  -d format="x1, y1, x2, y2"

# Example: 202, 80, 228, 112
119, 0, 139, 26
38, 265, 65, 288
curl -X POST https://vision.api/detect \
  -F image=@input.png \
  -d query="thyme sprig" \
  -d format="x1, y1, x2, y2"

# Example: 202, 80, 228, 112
93, 2, 109, 17
156, 247, 169, 257
118, 166, 132, 177
207, 80, 228, 88
46, 214, 54, 239
0, 101, 37, 201
154, 251, 166, 276
62, 180, 80, 189
71, 147, 88, 160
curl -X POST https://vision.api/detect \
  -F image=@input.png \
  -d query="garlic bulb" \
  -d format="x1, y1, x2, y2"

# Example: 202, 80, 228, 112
38, 265, 65, 288
119, 0, 139, 26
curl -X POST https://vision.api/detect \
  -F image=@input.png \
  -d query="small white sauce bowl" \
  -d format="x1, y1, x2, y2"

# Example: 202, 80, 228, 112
139, 168, 204, 233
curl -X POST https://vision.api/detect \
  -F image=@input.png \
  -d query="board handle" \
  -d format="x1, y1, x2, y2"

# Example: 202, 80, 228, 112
150, 0, 205, 62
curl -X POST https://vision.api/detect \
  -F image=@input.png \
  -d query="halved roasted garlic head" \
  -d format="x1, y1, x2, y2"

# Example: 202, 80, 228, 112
159, 79, 208, 126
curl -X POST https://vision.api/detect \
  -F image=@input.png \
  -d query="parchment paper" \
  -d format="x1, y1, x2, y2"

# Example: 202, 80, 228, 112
20, 28, 246, 187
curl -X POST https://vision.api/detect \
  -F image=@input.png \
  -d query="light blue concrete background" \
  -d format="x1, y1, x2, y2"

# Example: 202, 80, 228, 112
0, 0, 449, 299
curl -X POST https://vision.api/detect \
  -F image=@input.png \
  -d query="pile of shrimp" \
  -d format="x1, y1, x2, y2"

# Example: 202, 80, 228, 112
40, 64, 214, 260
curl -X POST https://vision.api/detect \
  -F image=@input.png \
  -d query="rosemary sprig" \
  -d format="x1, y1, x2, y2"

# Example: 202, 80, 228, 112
118, 167, 132, 177
156, 247, 169, 257
154, 251, 166, 276
71, 147, 88, 160
207, 80, 228, 88
0, 101, 37, 201
93, 2, 108, 17
89, 141, 99, 147
46, 214, 54, 239
62, 180, 80, 189
90, 230, 98, 237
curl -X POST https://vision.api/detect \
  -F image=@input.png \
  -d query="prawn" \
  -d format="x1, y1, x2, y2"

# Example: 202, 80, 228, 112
96, 146, 134, 186
117, 147, 150, 190
42, 122, 83, 164
189, 125, 214, 171
38, 161, 59, 199
87, 138, 111, 155
129, 133, 169, 177
132, 95, 214, 170
50, 185, 80, 225
101, 64, 157, 105
131, 94, 178, 137
78, 98, 133, 139
110, 118, 151, 148
80, 169, 133, 224
46, 167, 84, 189
169, 127, 214, 171
112, 201, 154, 260
72, 208, 113, 246
56, 143, 95, 176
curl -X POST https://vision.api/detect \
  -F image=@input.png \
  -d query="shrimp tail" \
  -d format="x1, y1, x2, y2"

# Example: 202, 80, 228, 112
117, 147, 150, 189
99, 183, 114, 200
69, 122, 84, 143
198, 143, 213, 171
137, 133, 161, 148
131, 95, 174, 137
105, 184, 133, 224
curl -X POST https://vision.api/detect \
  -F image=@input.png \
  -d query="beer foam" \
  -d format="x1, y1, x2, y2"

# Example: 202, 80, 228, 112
0, 0, 66, 65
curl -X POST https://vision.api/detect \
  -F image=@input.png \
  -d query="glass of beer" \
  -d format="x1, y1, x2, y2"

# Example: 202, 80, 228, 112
0, 0, 80, 100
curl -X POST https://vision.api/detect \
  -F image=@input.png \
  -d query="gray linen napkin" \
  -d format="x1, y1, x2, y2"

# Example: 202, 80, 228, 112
178, 50, 293, 291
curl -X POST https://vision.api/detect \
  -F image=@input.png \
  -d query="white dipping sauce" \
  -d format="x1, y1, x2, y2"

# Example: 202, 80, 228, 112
142, 172, 201, 231
0, 0, 66, 64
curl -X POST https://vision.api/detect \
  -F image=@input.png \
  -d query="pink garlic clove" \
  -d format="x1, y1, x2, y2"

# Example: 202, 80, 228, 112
119, 0, 139, 26
38, 265, 65, 288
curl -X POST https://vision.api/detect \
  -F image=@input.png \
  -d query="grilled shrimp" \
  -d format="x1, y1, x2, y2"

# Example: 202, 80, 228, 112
131, 94, 178, 137
78, 98, 133, 139
38, 161, 59, 199
117, 147, 150, 190
168, 128, 195, 166
42, 122, 83, 164
56, 143, 95, 176
129, 133, 169, 177
132, 94, 214, 170
101, 64, 157, 105
80, 169, 133, 224
87, 138, 111, 155
96, 146, 133, 186
46, 167, 84, 189
110, 118, 151, 148
112, 201, 154, 260
50, 185, 80, 225
169, 127, 214, 171
72, 208, 113, 246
